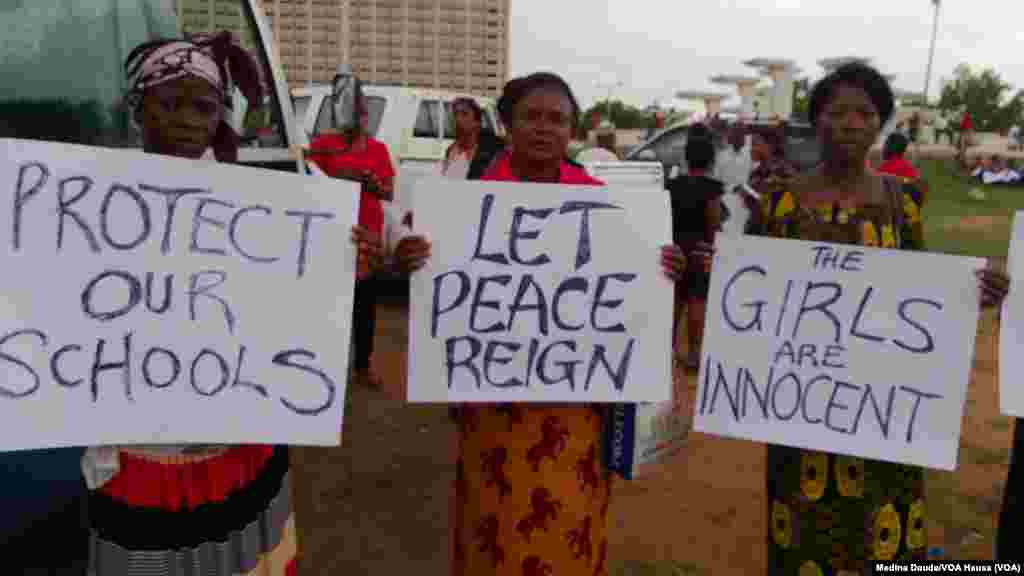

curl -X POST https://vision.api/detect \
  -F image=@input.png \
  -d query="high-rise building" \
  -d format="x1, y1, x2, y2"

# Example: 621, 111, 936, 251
175, 0, 510, 97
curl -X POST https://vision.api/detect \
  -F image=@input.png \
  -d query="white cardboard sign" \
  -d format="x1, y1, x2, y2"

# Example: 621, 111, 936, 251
1001, 211, 1024, 417
0, 138, 358, 451
694, 235, 983, 471
408, 178, 673, 403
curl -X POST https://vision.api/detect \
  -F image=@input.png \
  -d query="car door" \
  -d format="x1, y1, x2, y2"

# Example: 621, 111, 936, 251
407, 97, 445, 161
1, 0, 299, 174
442, 99, 456, 149
629, 127, 689, 176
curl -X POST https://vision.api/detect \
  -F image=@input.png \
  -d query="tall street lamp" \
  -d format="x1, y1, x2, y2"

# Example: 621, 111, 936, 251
595, 80, 624, 126
923, 0, 942, 105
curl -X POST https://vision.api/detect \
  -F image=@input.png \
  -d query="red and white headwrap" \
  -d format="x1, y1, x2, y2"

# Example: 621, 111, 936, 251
124, 31, 264, 162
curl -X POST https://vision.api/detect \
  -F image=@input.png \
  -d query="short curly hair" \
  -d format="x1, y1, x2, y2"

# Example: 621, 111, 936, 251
882, 132, 909, 160
497, 72, 581, 129
808, 62, 894, 128
685, 136, 716, 172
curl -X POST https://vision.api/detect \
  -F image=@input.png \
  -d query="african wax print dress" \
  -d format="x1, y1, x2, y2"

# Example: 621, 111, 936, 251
762, 181, 927, 575
451, 156, 613, 576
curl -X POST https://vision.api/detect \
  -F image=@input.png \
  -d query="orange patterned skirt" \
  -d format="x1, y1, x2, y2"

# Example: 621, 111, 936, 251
453, 405, 612, 576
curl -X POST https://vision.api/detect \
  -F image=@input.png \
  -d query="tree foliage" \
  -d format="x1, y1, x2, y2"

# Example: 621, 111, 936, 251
791, 78, 811, 122
938, 64, 1024, 132
579, 99, 657, 137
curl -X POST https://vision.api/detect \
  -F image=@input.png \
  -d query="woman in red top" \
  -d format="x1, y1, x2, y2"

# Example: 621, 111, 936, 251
307, 93, 396, 389
877, 132, 920, 180
396, 72, 688, 576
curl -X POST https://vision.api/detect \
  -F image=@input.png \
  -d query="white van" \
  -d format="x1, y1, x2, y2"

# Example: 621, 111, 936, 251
292, 83, 502, 214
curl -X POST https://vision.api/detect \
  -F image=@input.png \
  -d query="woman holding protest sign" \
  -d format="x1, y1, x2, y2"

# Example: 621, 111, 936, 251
754, 62, 1009, 573
78, 32, 384, 576
393, 72, 688, 575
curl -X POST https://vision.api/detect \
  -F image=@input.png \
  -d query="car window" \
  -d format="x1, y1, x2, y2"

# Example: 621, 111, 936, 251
364, 96, 386, 137
481, 109, 496, 134
293, 95, 312, 127
781, 124, 820, 171
314, 93, 385, 138
414, 100, 441, 138
1, 1, 286, 153
443, 102, 455, 139
649, 128, 689, 168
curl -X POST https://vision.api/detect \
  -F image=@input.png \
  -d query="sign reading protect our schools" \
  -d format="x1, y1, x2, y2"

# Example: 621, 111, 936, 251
0, 138, 359, 451
694, 235, 984, 471
408, 178, 673, 403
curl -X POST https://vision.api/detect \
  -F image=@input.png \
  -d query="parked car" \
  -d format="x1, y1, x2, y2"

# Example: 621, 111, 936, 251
623, 119, 822, 178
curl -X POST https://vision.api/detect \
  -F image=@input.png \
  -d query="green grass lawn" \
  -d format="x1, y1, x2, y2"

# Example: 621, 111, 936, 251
919, 158, 1024, 261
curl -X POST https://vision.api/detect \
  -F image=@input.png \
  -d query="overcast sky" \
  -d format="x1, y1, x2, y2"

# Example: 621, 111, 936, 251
508, 0, 1020, 112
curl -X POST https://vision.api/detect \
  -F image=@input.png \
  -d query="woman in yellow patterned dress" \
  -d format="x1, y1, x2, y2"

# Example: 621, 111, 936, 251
756, 62, 1010, 575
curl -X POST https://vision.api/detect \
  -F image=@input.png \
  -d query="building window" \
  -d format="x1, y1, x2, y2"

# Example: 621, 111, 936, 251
414, 100, 440, 138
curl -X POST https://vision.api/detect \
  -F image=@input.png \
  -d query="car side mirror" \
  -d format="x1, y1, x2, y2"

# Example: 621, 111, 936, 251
636, 149, 657, 161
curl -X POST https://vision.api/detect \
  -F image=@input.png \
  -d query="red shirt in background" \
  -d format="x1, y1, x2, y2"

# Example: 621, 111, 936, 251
308, 134, 395, 236
877, 156, 920, 180
960, 113, 974, 132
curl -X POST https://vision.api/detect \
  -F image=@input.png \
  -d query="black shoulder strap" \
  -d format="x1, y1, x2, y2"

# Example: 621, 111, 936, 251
881, 176, 905, 247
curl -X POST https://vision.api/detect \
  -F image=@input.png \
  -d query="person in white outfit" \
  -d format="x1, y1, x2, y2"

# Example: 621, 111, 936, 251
712, 122, 753, 193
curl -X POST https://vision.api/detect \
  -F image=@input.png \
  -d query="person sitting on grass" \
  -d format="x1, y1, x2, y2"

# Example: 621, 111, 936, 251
974, 154, 1022, 184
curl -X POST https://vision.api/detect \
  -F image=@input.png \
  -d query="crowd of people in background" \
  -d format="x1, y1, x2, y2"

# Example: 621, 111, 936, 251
3, 26, 1024, 576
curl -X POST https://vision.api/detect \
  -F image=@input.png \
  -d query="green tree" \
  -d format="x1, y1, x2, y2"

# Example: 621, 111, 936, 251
791, 78, 811, 122
938, 64, 1024, 133
578, 99, 657, 138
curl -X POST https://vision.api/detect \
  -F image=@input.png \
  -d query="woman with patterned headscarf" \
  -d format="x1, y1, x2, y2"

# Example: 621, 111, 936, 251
80, 31, 384, 576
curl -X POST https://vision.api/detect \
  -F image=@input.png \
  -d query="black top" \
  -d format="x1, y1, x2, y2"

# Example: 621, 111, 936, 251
458, 130, 505, 180
666, 174, 725, 248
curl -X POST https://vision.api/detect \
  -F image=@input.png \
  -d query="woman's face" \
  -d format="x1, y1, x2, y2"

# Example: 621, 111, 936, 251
454, 104, 481, 138
509, 87, 574, 166
140, 76, 223, 159
751, 134, 772, 162
817, 83, 881, 161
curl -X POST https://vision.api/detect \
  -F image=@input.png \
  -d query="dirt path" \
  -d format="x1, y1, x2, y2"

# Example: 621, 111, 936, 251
291, 301, 1011, 574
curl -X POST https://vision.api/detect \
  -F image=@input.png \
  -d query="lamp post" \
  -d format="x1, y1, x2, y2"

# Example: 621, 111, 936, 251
923, 0, 941, 105
595, 80, 624, 127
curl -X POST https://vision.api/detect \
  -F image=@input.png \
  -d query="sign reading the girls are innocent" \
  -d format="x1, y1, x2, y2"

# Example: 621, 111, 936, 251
695, 235, 984, 471
407, 179, 673, 403
0, 138, 358, 451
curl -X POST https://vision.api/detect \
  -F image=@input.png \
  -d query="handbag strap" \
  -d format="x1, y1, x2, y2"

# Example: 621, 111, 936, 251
880, 176, 905, 248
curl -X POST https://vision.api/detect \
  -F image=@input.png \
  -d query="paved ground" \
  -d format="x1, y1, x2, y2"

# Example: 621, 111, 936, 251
290, 294, 1012, 574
